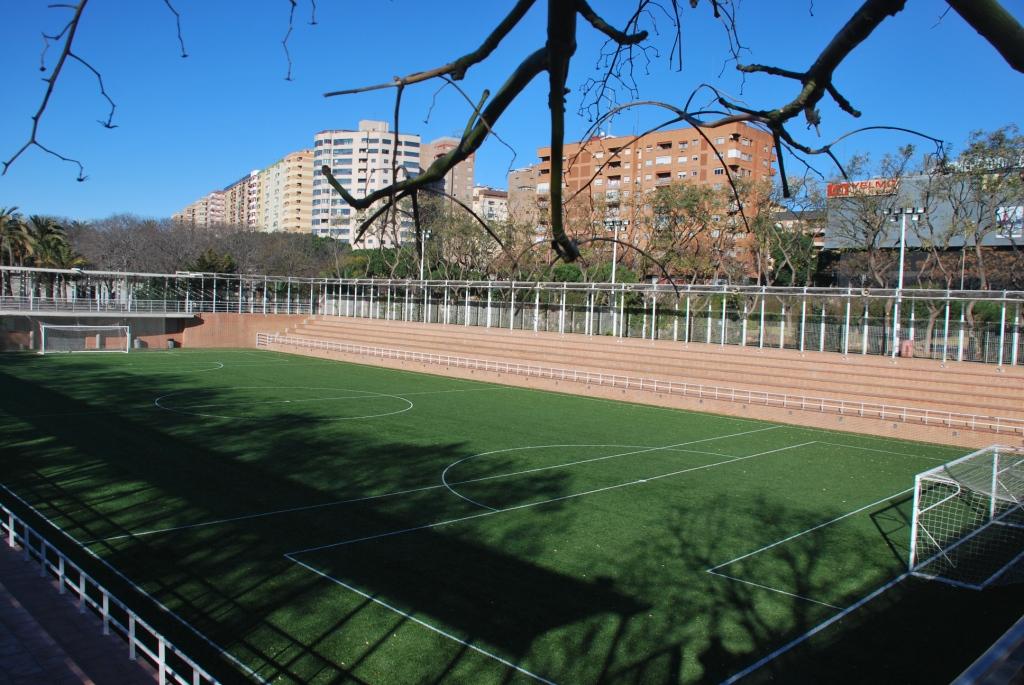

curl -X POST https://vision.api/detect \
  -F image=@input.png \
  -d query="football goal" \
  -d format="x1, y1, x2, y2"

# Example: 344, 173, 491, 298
909, 445, 1024, 589
39, 324, 131, 354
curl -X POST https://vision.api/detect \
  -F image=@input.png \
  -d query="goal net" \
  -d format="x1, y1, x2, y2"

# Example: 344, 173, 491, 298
909, 445, 1024, 589
39, 324, 131, 354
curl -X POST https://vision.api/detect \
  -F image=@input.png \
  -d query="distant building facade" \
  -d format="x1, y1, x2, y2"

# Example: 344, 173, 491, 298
222, 171, 261, 230
259, 149, 314, 233
471, 186, 509, 223
420, 137, 475, 205
172, 190, 225, 228
311, 120, 421, 247
506, 165, 541, 226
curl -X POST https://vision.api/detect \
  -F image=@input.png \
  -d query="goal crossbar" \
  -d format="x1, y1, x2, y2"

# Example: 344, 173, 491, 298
909, 445, 1024, 590
39, 324, 131, 354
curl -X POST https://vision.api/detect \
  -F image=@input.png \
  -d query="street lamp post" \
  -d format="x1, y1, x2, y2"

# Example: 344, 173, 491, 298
885, 206, 925, 357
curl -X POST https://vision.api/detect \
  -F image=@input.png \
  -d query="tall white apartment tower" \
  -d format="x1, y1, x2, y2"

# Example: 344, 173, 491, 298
311, 120, 421, 247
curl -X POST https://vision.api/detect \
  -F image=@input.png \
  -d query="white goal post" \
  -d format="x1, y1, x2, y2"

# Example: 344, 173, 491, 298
909, 445, 1024, 590
39, 324, 131, 354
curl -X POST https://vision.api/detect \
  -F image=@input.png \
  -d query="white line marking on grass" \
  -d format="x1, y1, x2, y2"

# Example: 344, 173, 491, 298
285, 554, 557, 684
93, 440, 749, 542
0, 484, 266, 684
707, 488, 914, 573
705, 487, 913, 610
719, 573, 910, 685
816, 442, 948, 462
440, 426, 782, 510
704, 570, 842, 610
290, 441, 814, 556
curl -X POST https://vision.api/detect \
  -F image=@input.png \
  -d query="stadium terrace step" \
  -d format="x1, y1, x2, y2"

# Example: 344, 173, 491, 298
278, 317, 1024, 422
290, 318, 1024, 408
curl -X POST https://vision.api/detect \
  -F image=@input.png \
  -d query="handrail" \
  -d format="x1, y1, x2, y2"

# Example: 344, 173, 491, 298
1, 503, 220, 685
257, 332, 1024, 437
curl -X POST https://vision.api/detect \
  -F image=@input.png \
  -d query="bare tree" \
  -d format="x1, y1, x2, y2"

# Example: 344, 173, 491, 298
6, 1, 1024, 270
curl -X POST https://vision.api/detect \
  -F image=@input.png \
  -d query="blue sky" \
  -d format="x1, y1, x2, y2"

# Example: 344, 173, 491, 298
1, 1, 1020, 220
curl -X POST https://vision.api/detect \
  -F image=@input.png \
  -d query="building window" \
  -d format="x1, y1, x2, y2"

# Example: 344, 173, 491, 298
715, 137, 725, 145
713, 168, 725, 175
655, 155, 671, 165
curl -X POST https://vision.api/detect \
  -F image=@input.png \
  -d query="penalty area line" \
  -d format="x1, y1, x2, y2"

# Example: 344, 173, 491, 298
719, 573, 909, 685
285, 554, 558, 685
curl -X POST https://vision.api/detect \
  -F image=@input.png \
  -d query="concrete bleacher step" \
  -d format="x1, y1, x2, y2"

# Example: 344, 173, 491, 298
283, 318, 1024, 421
292, 318, 1024, 407
295, 317, 1022, 397
305, 316, 1020, 383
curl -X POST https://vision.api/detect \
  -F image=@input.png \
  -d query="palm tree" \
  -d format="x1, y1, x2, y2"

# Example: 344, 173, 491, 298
0, 207, 29, 295
26, 216, 70, 297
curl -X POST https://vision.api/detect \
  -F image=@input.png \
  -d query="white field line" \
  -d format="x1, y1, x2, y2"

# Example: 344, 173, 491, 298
441, 426, 782, 511
705, 486, 913, 610
0, 484, 266, 683
719, 573, 910, 685
285, 554, 557, 685
92, 425, 780, 542
704, 570, 842, 610
91, 443, 745, 544
289, 441, 815, 556
708, 488, 915, 572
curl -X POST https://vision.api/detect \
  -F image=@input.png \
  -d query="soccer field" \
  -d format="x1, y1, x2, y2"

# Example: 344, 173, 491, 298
0, 349, 1020, 684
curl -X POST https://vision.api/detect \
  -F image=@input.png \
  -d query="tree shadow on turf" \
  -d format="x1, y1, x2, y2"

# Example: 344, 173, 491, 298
0, 358, 641, 683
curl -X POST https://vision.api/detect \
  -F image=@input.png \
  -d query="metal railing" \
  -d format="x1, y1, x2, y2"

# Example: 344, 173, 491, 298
3, 265, 1021, 366
258, 332, 1024, 438
1, 502, 219, 685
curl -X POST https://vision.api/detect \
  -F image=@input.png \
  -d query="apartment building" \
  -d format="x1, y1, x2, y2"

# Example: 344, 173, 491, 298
420, 137, 475, 205
311, 120, 421, 247
535, 122, 775, 223
506, 165, 542, 226
471, 186, 509, 223
171, 190, 225, 228
259, 149, 313, 233
222, 171, 261, 230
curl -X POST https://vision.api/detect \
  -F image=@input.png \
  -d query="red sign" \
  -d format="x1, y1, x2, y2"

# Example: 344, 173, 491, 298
826, 178, 901, 199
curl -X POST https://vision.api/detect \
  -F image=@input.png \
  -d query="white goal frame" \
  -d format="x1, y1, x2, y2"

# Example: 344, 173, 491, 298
909, 445, 1024, 590
39, 324, 131, 354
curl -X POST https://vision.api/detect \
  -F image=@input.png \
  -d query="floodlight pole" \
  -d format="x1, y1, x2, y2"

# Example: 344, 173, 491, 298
886, 207, 925, 358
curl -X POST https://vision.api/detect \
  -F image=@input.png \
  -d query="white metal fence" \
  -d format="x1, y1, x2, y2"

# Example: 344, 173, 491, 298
257, 332, 1024, 438
4, 265, 1022, 366
1, 502, 219, 685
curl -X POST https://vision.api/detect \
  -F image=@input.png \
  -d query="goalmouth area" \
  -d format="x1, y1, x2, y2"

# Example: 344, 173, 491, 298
1, 345, 1022, 684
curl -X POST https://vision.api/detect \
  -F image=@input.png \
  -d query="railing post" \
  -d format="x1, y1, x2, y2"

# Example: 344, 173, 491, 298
819, 302, 826, 352
1012, 303, 1020, 367
719, 290, 727, 346
862, 301, 869, 355
779, 302, 786, 349
998, 293, 1007, 367
559, 285, 566, 334
129, 615, 137, 660
958, 307, 966, 362
534, 287, 540, 333
102, 591, 110, 635
741, 301, 748, 346
799, 289, 807, 353
465, 287, 470, 326
78, 571, 86, 613
510, 282, 516, 330
759, 290, 766, 349
706, 300, 712, 344
673, 298, 680, 342
159, 637, 167, 685
843, 289, 851, 355
942, 293, 951, 363
684, 293, 691, 343
486, 283, 492, 328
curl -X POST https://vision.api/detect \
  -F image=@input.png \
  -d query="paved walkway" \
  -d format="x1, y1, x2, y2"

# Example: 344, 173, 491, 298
0, 542, 154, 684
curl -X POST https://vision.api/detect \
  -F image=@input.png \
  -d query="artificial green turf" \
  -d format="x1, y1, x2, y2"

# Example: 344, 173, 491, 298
0, 349, 1020, 684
